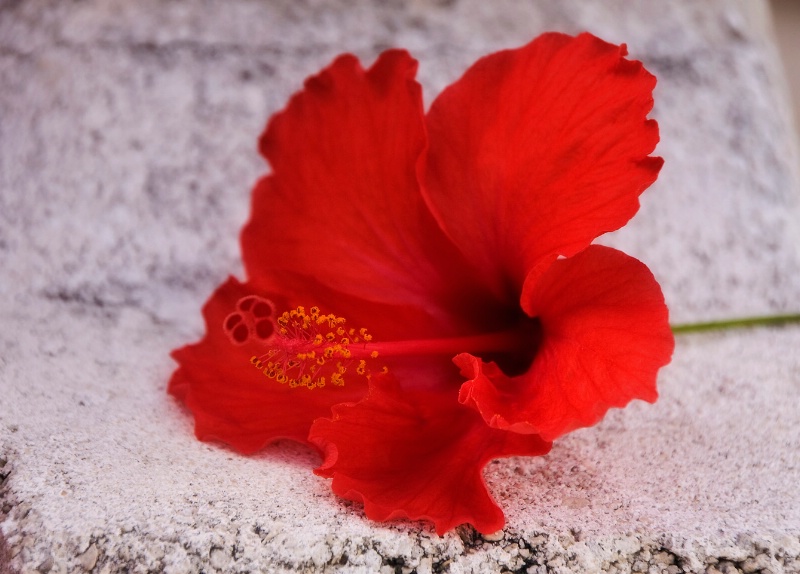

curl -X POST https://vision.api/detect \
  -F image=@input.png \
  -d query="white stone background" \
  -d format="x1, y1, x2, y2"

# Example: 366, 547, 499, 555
1, 1, 800, 573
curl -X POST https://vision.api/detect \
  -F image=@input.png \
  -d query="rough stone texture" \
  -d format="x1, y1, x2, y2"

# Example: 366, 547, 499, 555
2, 0, 800, 572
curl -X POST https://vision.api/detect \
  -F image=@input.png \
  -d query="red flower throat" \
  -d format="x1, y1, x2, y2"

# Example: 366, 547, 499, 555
169, 31, 674, 535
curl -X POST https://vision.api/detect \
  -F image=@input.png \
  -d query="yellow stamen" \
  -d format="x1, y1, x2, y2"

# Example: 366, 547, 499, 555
246, 305, 384, 390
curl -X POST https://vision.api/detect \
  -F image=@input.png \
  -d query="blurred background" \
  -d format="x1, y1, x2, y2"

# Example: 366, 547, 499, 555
771, 0, 800, 147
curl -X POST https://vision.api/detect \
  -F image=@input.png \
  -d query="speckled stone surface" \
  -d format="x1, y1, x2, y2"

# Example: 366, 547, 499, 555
2, 1, 800, 573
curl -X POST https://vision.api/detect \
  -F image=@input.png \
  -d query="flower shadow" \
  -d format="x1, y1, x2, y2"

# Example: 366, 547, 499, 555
249, 439, 322, 470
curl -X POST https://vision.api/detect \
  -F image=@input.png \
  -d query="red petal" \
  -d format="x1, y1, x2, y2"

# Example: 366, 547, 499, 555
242, 50, 493, 339
423, 32, 663, 296
457, 246, 674, 442
309, 379, 551, 535
169, 277, 369, 452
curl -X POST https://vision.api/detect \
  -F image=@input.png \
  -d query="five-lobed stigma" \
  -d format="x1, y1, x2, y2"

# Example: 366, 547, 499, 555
223, 297, 383, 390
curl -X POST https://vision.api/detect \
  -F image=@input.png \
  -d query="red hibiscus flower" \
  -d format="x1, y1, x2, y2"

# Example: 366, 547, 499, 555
169, 32, 674, 535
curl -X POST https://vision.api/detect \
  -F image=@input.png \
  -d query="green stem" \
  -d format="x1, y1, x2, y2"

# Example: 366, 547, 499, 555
671, 313, 800, 334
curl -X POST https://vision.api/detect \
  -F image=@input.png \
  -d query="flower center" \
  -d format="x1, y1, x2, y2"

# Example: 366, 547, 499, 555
223, 297, 539, 389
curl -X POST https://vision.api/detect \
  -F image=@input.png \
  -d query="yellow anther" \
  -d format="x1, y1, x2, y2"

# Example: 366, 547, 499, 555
248, 304, 382, 391
381, 366, 389, 374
